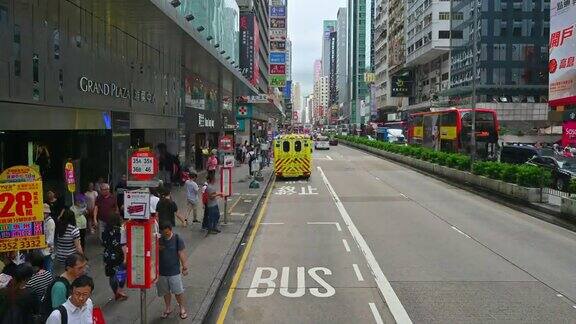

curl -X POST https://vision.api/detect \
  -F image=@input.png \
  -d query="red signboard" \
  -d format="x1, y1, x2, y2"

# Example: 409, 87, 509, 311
128, 149, 158, 181
219, 135, 234, 153
269, 64, 286, 75
563, 120, 576, 147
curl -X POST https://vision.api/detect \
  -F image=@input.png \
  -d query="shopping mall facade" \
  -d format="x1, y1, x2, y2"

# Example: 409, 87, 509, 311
0, 0, 282, 192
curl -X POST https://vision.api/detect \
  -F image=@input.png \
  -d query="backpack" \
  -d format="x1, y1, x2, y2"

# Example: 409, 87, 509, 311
56, 305, 68, 324
38, 277, 70, 323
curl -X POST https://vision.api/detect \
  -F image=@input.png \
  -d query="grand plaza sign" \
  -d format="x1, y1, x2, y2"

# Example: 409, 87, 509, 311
78, 76, 156, 103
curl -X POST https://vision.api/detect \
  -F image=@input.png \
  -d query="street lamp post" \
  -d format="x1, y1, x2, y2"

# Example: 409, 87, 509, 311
470, 0, 478, 169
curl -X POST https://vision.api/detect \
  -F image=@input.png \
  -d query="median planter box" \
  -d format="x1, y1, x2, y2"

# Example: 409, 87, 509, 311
341, 139, 545, 204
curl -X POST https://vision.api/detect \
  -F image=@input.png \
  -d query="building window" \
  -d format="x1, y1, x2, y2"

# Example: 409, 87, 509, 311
13, 25, 21, 77
439, 12, 450, 20
439, 30, 450, 39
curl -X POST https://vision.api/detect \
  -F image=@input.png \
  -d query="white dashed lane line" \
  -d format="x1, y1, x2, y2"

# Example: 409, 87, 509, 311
307, 221, 342, 231
352, 264, 365, 282
342, 239, 351, 252
369, 303, 384, 324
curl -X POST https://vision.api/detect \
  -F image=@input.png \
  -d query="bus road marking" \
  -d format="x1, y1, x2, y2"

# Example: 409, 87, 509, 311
307, 221, 342, 231
352, 264, 364, 282
318, 166, 412, 324
342, 239, 351, 252
369, 302, 384, 324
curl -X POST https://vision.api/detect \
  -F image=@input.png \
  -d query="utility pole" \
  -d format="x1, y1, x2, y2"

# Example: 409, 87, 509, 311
470, 0, 478, 169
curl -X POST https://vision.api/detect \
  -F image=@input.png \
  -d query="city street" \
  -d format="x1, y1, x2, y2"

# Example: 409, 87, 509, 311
210, 145, 576, 323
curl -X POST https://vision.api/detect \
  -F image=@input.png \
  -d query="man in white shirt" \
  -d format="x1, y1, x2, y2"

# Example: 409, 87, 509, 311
185, 171, 200, 223
46, 275, 94, 324
42, 203, 56, 272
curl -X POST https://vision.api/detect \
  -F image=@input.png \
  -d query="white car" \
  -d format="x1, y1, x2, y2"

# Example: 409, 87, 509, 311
315, 136, 330, 150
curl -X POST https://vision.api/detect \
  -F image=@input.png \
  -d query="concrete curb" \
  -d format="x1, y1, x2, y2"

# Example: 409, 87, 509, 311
340, 140, 576, 233
192, 171, 274, 323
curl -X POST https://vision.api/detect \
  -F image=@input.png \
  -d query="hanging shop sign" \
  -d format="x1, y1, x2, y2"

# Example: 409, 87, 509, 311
0, 166, 45, 253
269, 52, 286, 64
64, 162, 76, 193
270, 64, 286, 75
270, 18, 286, 29
219, 135, 234, 153
270, 41, 286, 51
198, 113, 215, 128
240, 13, 261, 86
237, 104, 253, 118
270, 6, 286, 17
78, 77, 155, 103
269, 29, 287, 41
270, 75, 287, 87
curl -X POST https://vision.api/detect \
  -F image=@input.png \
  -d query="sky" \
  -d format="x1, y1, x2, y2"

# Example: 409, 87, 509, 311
288, 0, 347, 97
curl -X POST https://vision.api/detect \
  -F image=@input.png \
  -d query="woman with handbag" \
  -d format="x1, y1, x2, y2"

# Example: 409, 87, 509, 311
102, 213, 128, 301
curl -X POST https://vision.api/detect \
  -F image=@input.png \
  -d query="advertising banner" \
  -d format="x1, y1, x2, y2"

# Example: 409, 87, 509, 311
391, 75, 412, 97
563, 120, 576, 146
284, 80, 292, 99
270, 52, 286, 64
269, 64, 286, 75
0, 180, 46, 252
549, 0, 576, 106
239, 13, 260, 86
64, 162, 76, 193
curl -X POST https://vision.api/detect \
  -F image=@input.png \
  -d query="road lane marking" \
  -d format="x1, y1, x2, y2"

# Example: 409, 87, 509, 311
369, 303, 384, 324
260, 222, 284, 225
342, 239, 351, 252
216, 179, 275, 324
244, 199, 253, 203
230, 212, 246, 216
317, 166, 412, 324
307, 221, 342, 231
400, 193, 408, 199
326, 155, 333, 160
374, 176, 381, 181
451, 226, 471, 239
352, 264, 364, 281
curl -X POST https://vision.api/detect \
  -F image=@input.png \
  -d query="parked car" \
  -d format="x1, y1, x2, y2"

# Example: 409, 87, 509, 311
315, 136, 330, 150
526, 156, 576, 190
499, 145, 548, 164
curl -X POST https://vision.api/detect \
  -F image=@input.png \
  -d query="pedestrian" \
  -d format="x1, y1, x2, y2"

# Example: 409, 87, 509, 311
207, 149, 218, 179
201, 181, 209, 230
25, 250, 54, 303
93, 183, 118, 241
185, 171, 200, 223
84, 183, 98, 234
241, 143, 248, 164
0, 263, 37, 324
102, 213, 128, 301
246, 146, 256, 175
205, 172, 224, 234
45, 190, 64, 220
42, 203, 56, 273
150, 187, 160, 218
157, 143, 173, 187
115, 174, 128, 210
70, 194, 88, 251
261, 139, 270, 167
41, 253, 87, 317
55, 208, 83, 266
157, 222, 188, 320
45, 275, 94, 324
94, 177, 106, 194
0, 252, 18, 278
156, 187, 187, 227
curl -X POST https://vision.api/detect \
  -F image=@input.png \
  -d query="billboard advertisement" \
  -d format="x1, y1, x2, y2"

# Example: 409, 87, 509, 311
269, 64, 286, 75
270, 75, 286, 87
239, 13, 260, 86
391, 74, 412, 97
549, 0, 576, 106
270, 18, 286, 29
269, 29, 287, 41
270, 6, 286, 17
284, 80, 292, 99
270, 52, 286, 64
270, 41, 286, 51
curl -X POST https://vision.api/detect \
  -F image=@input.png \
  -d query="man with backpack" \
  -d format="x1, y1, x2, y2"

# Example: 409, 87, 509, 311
46, 275, 94, 324
39, 253, 88, 321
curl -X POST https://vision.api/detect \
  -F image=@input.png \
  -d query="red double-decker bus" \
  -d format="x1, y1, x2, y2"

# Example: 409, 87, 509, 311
408, 108, 499, 160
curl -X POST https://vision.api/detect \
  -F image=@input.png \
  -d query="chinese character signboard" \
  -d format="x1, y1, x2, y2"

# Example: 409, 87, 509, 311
240, 13, 260, 86
0, 166, 45, 253
270, 64, 286, 75
549, 0, 576, 106
270, 75, 287, 87
127, 148, 159, 187
269, 1, 287, 89
391, 74, 412, 97
270, 6, 286, 17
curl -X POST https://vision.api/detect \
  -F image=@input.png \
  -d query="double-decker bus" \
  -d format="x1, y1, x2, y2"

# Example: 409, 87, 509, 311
408, 108, 499, 160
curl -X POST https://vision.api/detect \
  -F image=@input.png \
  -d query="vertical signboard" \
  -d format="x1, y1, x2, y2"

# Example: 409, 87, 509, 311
269, 0, 287, 87
549, 0, 576, 106
240, 13, 260, 86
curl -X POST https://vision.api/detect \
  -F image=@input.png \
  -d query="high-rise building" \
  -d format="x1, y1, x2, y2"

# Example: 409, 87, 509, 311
329, 31, 338, 106
447, 0, 550, 129
373, 0, 390, 114
348, 0, 373, 126
238, 0, 272, 93
336, 7, 349, 121
286, 38, 293, 81
403, 0, 451, 112
322, 20, 338, 76
313, 76, 330, 125
313, 59, 323, 83
292, 82, 302, 120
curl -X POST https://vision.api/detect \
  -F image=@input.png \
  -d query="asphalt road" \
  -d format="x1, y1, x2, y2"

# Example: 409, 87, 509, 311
209, 145, 576, 324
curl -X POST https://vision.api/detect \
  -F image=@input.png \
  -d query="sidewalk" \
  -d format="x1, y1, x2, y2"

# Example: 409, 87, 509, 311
80, 162, 273, 323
